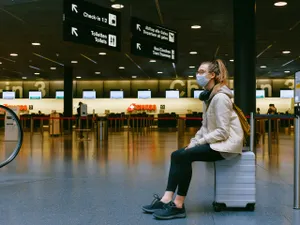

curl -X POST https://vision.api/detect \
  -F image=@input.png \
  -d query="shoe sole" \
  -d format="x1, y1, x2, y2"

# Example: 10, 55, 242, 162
153, 213, 186, 220
142, 207, 159, 214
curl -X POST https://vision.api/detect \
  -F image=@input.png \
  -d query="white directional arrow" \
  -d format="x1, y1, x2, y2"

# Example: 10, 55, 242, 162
71, 27, 78, 36
136, 24, 141, 31
136, 43, 141, 50
72, 4, 78, 13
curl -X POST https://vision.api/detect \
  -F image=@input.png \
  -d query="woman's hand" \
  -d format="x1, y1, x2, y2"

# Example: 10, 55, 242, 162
185, 143, 196, 150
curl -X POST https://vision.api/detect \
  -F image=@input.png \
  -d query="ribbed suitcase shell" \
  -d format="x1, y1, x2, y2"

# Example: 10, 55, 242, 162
214, 151, 256, 208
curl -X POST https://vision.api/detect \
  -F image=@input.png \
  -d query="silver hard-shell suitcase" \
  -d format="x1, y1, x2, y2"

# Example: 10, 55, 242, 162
213, 113, 256, 212
213, 151, 256, 211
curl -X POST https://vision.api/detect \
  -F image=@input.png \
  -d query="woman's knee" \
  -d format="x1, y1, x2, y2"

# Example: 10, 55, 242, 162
171, 148, 188, 162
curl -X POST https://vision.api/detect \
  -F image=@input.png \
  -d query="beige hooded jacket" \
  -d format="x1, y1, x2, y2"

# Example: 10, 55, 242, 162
190, 84, 243, 159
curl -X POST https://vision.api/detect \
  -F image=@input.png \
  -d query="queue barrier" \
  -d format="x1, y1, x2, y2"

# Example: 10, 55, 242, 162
6, 115, 98, 137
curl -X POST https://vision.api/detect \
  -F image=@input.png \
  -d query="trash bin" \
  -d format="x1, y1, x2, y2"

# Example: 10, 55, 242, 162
97, 117, 108, 141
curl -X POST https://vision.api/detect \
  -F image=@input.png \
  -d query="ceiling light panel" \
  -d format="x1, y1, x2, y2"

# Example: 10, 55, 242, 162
191, 25, 201, 29
282, 50, 291, 54
274, 2, 287, 7
111, 4, 124, 9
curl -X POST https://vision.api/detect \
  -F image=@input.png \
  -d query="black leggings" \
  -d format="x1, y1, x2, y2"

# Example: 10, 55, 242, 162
166, 144, 224, 196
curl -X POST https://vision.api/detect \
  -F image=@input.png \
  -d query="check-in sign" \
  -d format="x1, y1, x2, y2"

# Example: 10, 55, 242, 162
63, 0, 121, 51
63, 0, 121, 30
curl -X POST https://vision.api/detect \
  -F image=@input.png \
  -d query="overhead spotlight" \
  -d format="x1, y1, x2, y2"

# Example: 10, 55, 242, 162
71, 60, 78, 64
282, 50, 291, 54
230, 59, 234, 62
132, 76, 137, 78
274, 1, 287, 7
10, 53, 18, 57
99, 52, 107, 55
0, 62, 2, 65
284, 70, 291, 73
32, 42, 41, 46
34, 72, 40, 75
50, 67, 56, 70
95, 72, 101, 74
111, 4, 124, 9
157, 71, 163, 74
189, 66, 196, 69
22, 77, 27, 80
189, 75, 194, 78
189, 51, 198, 55
119, 66, 125, 69
149, 59, 156, 63
260, 65, 267, 69
191, 25, 201, 29
76, 76, 81, 79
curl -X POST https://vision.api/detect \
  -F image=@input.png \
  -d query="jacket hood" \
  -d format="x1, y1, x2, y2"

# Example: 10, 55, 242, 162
208, 84, 233, 101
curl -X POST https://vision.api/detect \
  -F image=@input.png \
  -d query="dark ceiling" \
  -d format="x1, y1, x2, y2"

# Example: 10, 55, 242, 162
0, 0, 299, 81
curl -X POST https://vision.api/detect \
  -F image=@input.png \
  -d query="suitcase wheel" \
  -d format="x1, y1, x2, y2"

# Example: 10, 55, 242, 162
213, 203, 225, 212
246, 203, 255, 211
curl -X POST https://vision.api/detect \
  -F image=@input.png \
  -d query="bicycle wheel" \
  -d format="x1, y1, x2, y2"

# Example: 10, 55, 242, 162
0, 105, 23, 168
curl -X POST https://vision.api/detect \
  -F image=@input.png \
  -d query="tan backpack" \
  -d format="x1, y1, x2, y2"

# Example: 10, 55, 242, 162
232, 103, 251, 145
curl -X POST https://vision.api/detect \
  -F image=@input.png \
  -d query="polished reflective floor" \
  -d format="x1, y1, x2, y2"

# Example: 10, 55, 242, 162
1, 129, 300, 225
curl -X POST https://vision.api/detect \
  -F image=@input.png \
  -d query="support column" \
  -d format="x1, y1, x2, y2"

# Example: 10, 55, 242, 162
64, 66, 73, 133
233, 0, 256, 116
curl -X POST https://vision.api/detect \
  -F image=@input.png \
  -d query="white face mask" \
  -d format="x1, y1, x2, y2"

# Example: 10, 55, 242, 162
196, 73, 210, 87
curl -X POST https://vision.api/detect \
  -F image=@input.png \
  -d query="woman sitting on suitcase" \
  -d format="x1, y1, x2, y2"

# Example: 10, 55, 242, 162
142, 59, 244, 220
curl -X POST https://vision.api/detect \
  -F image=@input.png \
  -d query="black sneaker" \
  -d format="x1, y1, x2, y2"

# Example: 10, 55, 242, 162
142, 194, 167, 213
153, 201, 186, 220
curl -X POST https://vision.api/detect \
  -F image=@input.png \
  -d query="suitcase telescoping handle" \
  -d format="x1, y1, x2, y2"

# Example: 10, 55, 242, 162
249, 112, 254, 153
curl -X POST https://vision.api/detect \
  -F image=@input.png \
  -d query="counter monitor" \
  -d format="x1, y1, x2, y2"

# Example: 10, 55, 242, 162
166, 90, 180, 99
29, 91, 42, 100
193, 90, 203, 99
280, 90, 294, 98
110, 90, 124, 99
83, 91, 96, 99
55, 91, 64, 99
138, 90, 151, 99
2, 91, 15, 100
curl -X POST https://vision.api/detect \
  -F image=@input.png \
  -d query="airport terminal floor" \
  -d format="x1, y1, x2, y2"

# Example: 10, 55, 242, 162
1, 129, 300, 225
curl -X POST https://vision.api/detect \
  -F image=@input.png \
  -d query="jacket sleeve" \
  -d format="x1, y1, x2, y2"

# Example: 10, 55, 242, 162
196, 94, 232, 145
190, 127, 204, 145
